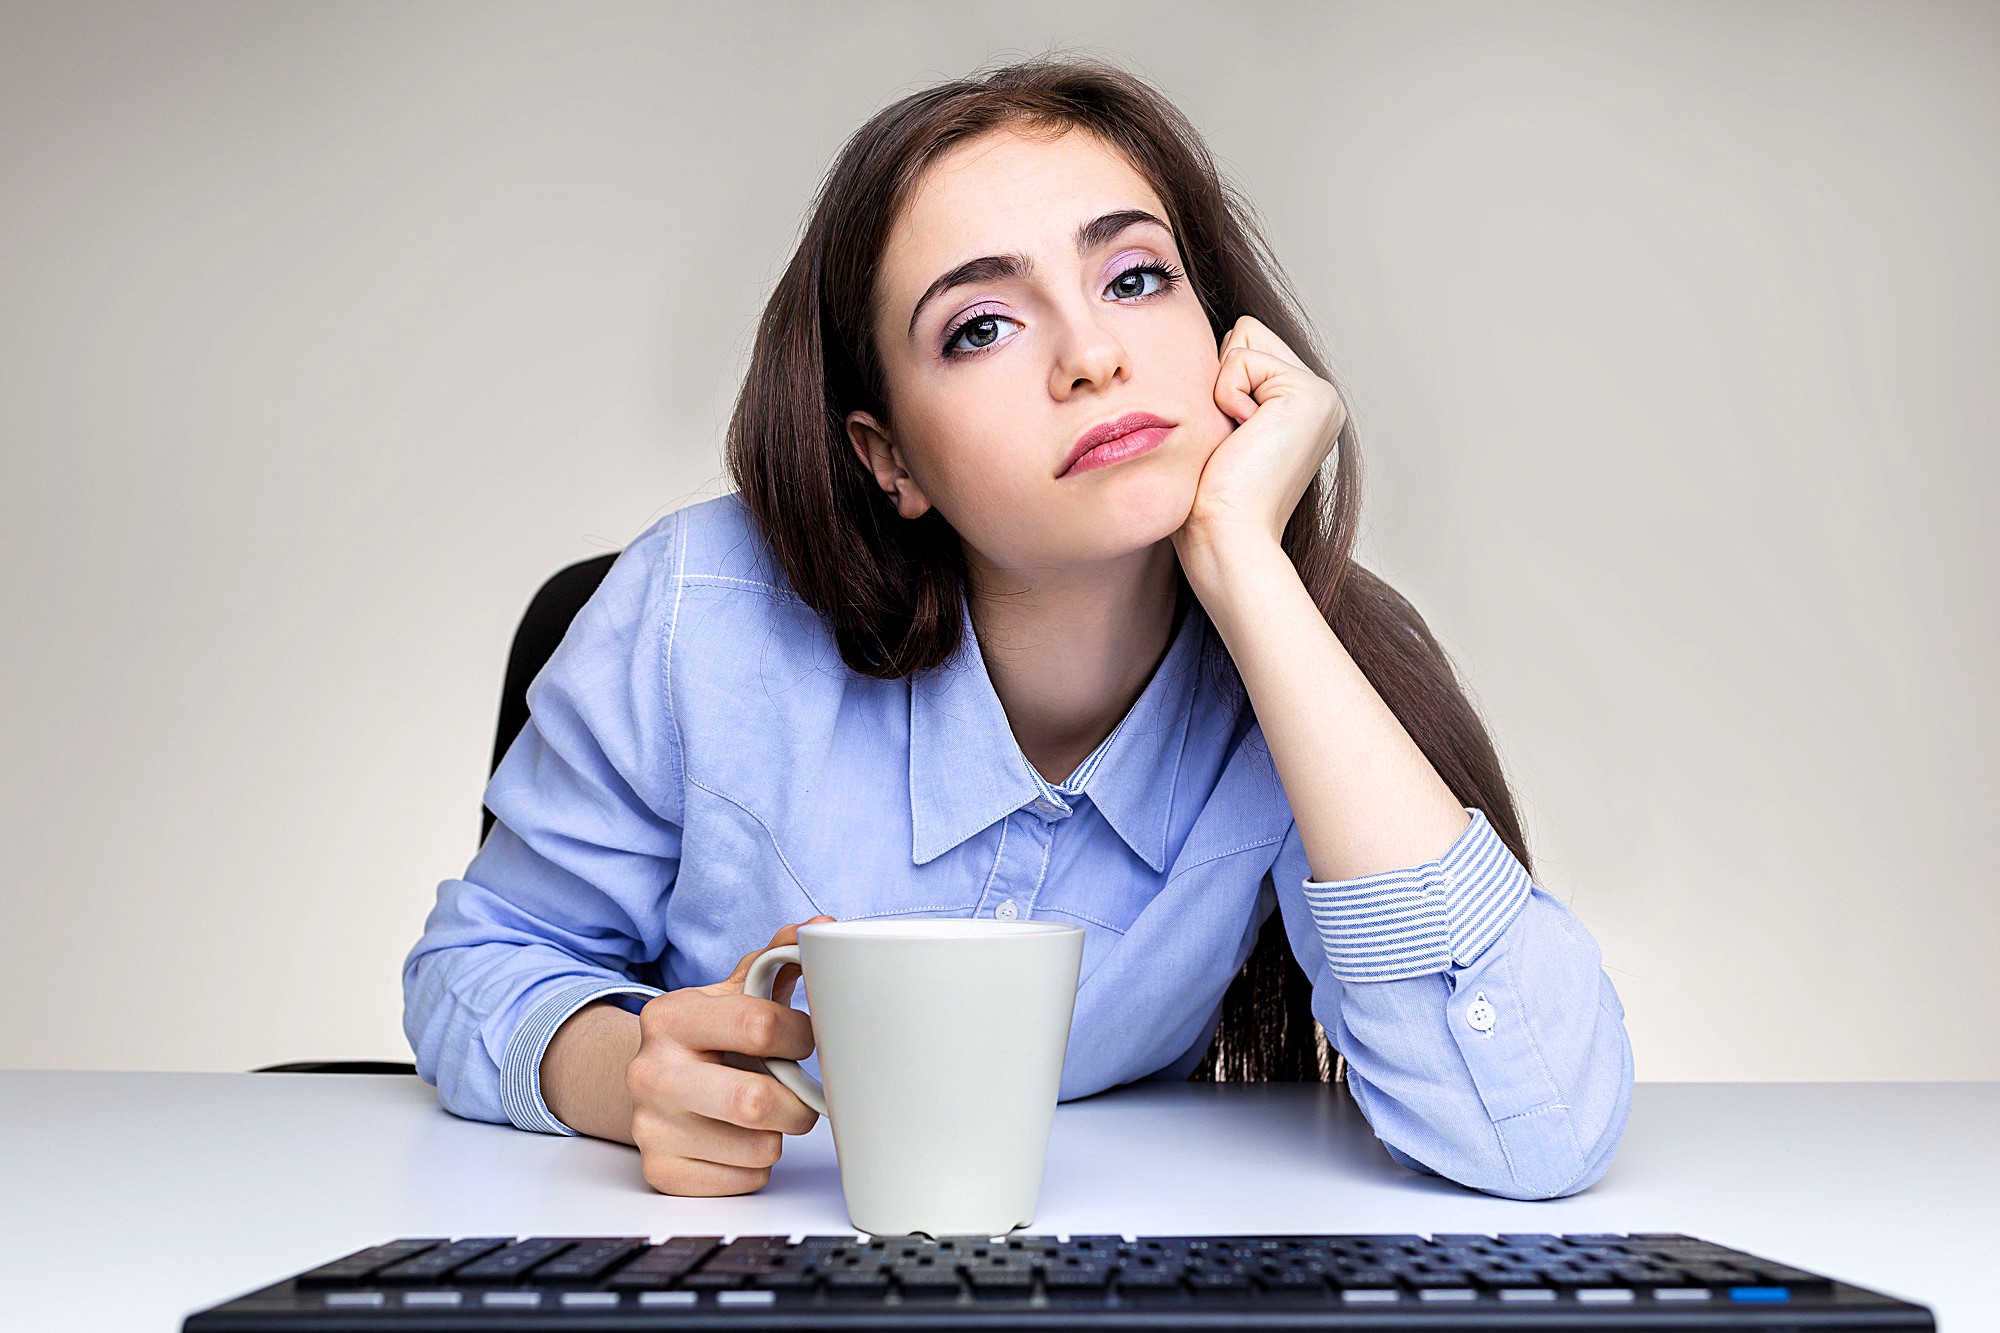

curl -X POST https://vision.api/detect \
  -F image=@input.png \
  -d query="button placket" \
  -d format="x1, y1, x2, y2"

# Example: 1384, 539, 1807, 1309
976, 808, 1054, 920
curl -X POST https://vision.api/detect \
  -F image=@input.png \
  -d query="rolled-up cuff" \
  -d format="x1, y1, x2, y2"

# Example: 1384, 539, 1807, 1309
500, 978, 665, 1136
1298, 807, 1533, 983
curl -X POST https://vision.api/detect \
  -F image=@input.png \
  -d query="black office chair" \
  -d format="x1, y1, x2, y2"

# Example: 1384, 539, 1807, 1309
253, 553, 622, 1075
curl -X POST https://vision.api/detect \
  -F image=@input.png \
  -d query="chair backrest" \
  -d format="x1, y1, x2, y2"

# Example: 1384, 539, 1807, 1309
482, 552, 620, 843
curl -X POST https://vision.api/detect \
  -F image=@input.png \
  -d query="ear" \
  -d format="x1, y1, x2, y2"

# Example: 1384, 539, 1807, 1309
845, 410, 933, 521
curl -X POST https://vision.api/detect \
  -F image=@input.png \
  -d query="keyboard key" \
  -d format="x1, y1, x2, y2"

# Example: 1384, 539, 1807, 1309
374, 1238, 512, 1284
531, 1237, 649, 1282
1577, 1288, 1637, 1302
451, 1237, 574, 1282
398, 1291, 461, 1307
717, 1290, 777, 1305
1255, 1269, 1329, 1293
558, 1291, 620, 1308
822, 1268, 891, 1298
1654, 1287, 1713, 1300
480, 1290, 541, 1307
1185, 1270, 1255, 1293
294, 1239, 446, 1287
1731, 1285, 1793, 1302
1499, 1288, 1558, 1302
896, 1269, 965, 1298
321, 1291, 384, 1307
637, 1290, 698, 1306
605, 1239, 723, 1289
1341, 1288, 1400, 1303
680, 1271, 747, 1288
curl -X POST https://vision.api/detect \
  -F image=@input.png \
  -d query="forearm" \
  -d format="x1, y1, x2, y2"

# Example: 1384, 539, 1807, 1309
1178, 526, 1469, 880
541, 1000, 643, 1144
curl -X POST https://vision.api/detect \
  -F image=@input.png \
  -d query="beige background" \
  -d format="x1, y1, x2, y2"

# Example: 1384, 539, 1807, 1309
2, 0, 1993, 1081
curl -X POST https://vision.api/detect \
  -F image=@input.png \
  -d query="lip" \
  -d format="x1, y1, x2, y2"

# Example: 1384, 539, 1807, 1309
1058, 411, 1177, 478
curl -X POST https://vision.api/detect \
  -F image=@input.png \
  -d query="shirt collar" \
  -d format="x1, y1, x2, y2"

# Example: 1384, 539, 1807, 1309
907, 586, 1205, 871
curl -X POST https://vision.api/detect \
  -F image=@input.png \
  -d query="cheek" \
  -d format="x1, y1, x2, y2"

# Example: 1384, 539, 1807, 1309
898, 409, 1043, 529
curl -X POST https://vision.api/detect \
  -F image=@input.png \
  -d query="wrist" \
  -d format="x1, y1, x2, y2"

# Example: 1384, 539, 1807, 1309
541, 999, 642, 1144
1173, 517, 1291, 610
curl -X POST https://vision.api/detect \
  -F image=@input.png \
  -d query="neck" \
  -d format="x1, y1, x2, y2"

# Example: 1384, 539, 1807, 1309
964, 539, 1184, 787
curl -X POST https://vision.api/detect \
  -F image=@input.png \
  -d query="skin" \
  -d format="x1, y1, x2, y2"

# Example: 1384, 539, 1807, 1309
544, 122, 1472, 1197
846, 124, 1239, 781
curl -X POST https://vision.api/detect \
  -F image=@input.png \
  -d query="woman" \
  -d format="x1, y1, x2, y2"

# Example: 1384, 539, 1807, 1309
403, 54, 1632, 1203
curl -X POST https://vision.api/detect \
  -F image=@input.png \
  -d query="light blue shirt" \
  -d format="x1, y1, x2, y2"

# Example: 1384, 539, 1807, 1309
403, 493, 1633, 1200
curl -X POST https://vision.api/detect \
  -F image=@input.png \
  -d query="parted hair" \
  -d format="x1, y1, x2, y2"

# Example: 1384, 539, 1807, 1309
724, 52, 1533, 1084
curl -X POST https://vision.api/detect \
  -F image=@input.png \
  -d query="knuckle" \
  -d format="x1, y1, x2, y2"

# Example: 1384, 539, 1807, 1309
733, 1078, 773, 1124
640, 992, 684, 1037
742, 1006, 779, 1050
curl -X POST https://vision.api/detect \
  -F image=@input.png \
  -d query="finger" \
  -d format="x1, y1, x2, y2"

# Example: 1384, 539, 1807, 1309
1214, 345, 1267, 423
636, 1148, 772, 1198
1218, 344, 1321, 418
681, 1060, 820, 1134
674, 991, 817, 1060
1230, 314, 1310, 371
666, 1108, 790, 1170
766, 916, 834, 1003
723, 915, 836, 987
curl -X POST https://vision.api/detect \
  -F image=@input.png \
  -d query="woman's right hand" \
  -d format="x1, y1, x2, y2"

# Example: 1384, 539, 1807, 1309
627, 916, 834, 1195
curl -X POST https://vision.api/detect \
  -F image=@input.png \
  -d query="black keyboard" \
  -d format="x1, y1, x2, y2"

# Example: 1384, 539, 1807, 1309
182, 1231, 1934, 1329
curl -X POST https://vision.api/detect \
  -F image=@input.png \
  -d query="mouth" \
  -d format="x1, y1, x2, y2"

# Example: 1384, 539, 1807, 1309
1058, 411, 1177, 478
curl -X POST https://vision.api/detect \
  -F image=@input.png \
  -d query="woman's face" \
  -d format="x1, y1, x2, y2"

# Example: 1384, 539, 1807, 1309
848, 126, 1235, 582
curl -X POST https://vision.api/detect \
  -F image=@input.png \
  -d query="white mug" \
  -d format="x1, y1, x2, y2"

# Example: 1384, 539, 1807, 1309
742, 918, 1084, 1238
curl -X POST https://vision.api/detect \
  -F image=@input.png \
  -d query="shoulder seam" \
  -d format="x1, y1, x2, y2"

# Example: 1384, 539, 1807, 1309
663, 512, 690, 797
1164, 833, 1288, 887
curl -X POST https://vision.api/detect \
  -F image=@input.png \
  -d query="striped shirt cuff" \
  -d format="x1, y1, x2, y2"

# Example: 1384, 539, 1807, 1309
500, 978, 664, 1136
1299, 807, 1533, 983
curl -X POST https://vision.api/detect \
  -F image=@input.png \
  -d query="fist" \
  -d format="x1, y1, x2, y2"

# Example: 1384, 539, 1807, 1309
627, 915, 834, 1195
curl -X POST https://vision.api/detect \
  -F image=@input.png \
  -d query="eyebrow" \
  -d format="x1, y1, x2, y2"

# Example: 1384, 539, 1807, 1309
905, 208, 1175, 340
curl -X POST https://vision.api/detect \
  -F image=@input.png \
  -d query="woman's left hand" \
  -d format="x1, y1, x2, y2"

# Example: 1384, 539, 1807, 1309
1172, 315, 1347, 560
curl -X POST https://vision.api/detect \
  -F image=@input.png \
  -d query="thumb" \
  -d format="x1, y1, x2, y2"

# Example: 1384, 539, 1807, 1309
722, 915, 839, 989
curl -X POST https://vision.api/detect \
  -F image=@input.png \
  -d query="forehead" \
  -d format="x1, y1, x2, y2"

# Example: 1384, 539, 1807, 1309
880, 127, 1169, 295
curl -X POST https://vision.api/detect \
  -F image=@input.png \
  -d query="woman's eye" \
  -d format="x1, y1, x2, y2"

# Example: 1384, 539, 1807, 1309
1108, 266, 1166, 300
944, 313, 1019, 356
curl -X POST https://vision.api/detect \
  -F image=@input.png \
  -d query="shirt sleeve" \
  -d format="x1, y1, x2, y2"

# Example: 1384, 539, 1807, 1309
401, 518, 685, 1137
1272, 806, 1634, 1200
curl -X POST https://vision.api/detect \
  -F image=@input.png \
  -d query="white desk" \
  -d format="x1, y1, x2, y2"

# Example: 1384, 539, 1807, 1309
0, 1072, 1989, 1330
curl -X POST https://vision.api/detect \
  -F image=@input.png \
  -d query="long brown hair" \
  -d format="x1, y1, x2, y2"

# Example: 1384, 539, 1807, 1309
725, 52, 1533, 1084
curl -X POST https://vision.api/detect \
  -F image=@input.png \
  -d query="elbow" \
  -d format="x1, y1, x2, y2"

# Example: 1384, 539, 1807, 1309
1367, 1004, 1636, 1202
398, 944, 511, 1127
1463, 1025, 1635, 1201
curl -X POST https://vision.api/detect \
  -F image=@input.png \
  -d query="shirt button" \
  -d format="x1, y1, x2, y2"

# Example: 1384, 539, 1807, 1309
1465, 993, 1496, 1033
994, 899, 1019, 921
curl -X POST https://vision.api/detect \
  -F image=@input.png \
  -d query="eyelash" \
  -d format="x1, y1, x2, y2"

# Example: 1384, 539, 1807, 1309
939, 259, 1187, 360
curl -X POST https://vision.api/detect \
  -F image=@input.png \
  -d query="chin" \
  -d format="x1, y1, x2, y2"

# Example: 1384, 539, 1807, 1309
1095, 463, 1200, 546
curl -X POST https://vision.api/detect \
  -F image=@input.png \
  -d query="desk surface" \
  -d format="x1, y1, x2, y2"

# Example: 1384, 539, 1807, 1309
0, 1072, 1991, 1330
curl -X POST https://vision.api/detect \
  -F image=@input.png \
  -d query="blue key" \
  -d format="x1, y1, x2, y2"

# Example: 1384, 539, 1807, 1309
1729, 1286, 1791, 1302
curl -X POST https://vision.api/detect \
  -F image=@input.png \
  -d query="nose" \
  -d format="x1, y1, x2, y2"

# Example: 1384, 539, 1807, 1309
1047, 299, 1130, 399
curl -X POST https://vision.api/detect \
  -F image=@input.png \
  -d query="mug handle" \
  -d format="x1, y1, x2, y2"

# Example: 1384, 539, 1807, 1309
741, 945, 828, 1116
